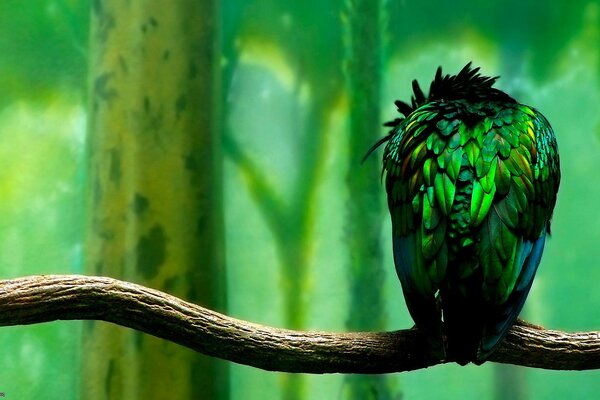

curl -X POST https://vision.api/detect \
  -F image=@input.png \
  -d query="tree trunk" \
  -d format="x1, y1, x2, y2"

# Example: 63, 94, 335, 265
342, 0, 397, 398
493, 45, 528, 400
84, 1, 227, 399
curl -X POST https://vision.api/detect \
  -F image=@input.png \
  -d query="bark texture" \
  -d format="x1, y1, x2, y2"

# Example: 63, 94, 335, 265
2, 275, 599, 373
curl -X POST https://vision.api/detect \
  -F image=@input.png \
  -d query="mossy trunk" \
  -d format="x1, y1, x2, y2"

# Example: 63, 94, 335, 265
342, 0, 397, 398
83, 1, 227, 399
492, 50, 527, 400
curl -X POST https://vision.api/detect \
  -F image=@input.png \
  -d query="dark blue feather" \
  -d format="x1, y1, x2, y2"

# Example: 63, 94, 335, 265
478, 229, 547, 360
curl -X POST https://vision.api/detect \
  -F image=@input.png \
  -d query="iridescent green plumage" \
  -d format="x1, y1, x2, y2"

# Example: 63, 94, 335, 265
373, 63, 560, 364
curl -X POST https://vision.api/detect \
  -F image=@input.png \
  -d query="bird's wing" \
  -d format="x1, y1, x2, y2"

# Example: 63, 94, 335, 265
383, 102, 461, 356
477, 105, 560, 361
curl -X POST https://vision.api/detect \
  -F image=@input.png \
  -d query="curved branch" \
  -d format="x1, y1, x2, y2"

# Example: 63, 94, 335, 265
0, 275, 599, 373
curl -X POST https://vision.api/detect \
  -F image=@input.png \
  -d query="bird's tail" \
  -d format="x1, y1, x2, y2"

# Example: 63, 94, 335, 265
443, 294, 483, 365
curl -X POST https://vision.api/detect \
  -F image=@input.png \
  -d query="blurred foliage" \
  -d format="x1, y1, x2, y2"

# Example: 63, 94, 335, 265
223, 2, 348, 399
0, 0, 88, 106
0, 89, 85, 400
386, 0, 596, 81
0, 1, 88, 398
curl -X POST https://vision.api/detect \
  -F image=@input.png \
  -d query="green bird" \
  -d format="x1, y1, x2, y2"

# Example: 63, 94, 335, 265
367, 63, 560, 364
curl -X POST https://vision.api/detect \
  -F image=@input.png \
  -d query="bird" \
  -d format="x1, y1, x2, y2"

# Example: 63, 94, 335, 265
366, 63, 560, 364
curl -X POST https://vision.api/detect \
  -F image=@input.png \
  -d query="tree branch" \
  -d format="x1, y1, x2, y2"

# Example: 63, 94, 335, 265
1, 275, 598, 373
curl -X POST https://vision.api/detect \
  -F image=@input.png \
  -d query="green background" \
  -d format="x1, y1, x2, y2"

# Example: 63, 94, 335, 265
0, 0, 599, 399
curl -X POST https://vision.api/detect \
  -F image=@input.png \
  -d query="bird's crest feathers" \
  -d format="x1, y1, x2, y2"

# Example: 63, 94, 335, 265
364, 62, 503, 162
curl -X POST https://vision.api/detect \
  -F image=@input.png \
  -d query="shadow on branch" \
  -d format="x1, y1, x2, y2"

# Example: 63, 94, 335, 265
1, 275, 599, 373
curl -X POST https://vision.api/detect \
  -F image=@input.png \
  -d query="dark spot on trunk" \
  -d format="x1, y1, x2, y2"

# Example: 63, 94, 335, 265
132, 193, 149, 214
109, 149, 122, 184
136, 224, 168, 279
133, 330, 143, 351
118, 55, 128, 74
105, 359, 115, 398
176, 94, 187, 118
189, 61, 198, 79
184, 153, 198, 171
95, 72, 118, 102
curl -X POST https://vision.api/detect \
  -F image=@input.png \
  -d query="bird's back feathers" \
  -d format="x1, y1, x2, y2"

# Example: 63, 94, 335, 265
378, 63, 560, 364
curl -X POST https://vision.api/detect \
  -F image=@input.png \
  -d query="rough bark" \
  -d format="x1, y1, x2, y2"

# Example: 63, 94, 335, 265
2, 275, 599, 373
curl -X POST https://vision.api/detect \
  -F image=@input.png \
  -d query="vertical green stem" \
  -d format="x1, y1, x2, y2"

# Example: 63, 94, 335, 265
222, 5, 343, 399
343, 0, 397, 398
493, 49, 527, 400
279, 96, 331, 400
84, 1, 227, 399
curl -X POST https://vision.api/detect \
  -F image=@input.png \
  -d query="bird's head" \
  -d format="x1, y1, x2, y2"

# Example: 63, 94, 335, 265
362, 62, 512, 162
